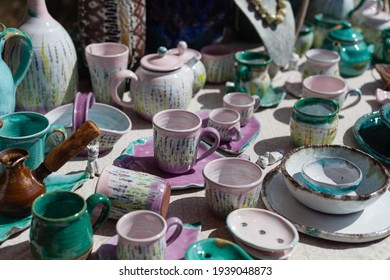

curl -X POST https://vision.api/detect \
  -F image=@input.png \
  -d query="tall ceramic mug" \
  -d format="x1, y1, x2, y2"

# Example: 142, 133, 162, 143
153, 109, 221, 174
234, 51, 272, 98
30, 191, 111, 260
95, 164, 171, 219
200, 44, 235, 84
116, 210, 183, 260
0, 112, 66, 169
302, 75, 362, 110
223, 92, 260, 126
85, 43, 130, 105
301, 48, 340, 80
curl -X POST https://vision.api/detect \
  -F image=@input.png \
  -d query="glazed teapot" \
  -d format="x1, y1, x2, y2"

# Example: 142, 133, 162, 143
321, 21, 375, 77
0, 23, 33, 116
110, 46, 194, 120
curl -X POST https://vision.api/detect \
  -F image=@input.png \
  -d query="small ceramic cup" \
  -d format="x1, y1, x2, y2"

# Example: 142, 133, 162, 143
152, 109, 220, 174
223, 92, 260, 126
208, 108, 242, 142
203, 158, 263, 218
200, 44, 235, 84
116, 210, 183, 260
95, 164, 171, 220
302, 75, 362, 110
301, 48, 340, 80
30, 191, 111, 260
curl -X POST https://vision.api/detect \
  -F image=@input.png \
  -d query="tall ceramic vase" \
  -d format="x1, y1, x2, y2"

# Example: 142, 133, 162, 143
5, 0, 79, 114
78, 0, 146, 70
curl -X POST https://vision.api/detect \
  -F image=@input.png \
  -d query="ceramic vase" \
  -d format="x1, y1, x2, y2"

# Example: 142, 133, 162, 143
6, 0, 78, 114
78, 0, 146, 70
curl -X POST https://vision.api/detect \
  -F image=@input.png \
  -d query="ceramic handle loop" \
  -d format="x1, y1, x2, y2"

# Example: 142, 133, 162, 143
110, 69, 138, 108
86, 193, 111, 232
234, 64, 249, 93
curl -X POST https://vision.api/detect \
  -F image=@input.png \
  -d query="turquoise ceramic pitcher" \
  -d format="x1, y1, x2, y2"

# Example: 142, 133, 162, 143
0, 23, 33, 116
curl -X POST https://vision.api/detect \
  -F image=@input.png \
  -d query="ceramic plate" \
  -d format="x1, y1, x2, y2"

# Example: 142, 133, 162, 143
260, 86, 286, 107
113, 137, 225, 190
98, 222, 202, 260
0, 171, 90, 242
233, 237, 293, 260
196, 110, 260, 154
261, 167, 390, 243
353, 111, 390, 165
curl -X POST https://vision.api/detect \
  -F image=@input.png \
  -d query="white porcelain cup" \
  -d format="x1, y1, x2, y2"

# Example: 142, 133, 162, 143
223, 92, 260, 126
208, 108, 242, 142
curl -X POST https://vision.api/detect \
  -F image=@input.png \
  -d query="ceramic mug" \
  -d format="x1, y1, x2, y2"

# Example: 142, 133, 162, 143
152, 109, 220, 174
116, 210, 183, 260
203, 158, 263, 218
200, 44, 235, 84
85, 42, 129, 105
302, 75, 362, 110
29, 191, 111, 260
208, 108, 242, 142
0, 112, 66, 169
223, 92, 260, 126
95, 164, 171, 219
301, 48, 340, 80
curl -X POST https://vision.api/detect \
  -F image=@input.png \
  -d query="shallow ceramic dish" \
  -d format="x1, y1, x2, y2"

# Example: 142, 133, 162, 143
98, 222, 202, 260
45, 102, 132, 154
353, 111, 390, 165
379, 103, 390, 129
301, 157, 363, 195
280, 145, 390, 215
226, 208, 298, 257
196, 110, 260, 154
113, 137, 225, 190
259, 86, 286, 107
185, 238, 253, 260
261, 167, 390, 243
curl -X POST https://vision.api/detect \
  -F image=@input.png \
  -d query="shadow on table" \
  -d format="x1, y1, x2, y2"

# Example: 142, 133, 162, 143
254, 136, 294, 156
197, 91, 224, 110
0, 240, 32, 260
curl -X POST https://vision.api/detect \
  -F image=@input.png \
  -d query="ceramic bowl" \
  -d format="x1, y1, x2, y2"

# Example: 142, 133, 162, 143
301, 157, 363, 195
185, 238, 253, 260
379, 103, 390, 129
226, 208, 298, 260
45, 103, 132, 154
280, 145, 390, 215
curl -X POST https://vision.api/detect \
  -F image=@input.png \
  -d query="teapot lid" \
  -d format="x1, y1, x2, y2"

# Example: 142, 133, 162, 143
168, 41, 202, 61
328, 21, 363, 42
141, 46, 184, 72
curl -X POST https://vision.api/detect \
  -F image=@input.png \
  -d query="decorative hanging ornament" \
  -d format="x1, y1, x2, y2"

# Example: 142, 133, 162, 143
250, 0, 287, 25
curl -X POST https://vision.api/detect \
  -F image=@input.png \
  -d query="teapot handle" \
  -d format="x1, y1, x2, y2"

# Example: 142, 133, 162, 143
110, 69, 138, 108
0, 24, 33, 87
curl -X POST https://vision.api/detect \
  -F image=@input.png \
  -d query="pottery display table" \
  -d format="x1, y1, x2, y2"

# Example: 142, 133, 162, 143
1, 64, 389, 260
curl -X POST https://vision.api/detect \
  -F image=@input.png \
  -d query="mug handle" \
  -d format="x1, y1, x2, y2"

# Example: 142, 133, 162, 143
342, 88, 362, 110
73, 91, 95, 132
86, 193, 112, 232
44, 125, 67, 155
253, 95, 261, 111
196, 127, 221, 162
110, 69, 138, 108
234, 65, 249, 93
165, 217, 183, 246
229, 127, 242, 142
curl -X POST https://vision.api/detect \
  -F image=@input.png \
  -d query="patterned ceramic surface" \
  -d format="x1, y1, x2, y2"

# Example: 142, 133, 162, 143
223, 92, 260, 127
301, 49, 340, 80
207, 108, 242, 142
200, 44, 235, 84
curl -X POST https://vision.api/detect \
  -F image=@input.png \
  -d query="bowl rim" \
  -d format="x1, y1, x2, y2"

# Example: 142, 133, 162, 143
280, 144, 390, 201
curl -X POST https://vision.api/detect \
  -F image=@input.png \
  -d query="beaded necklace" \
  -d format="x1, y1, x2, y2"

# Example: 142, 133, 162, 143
250, 0, 287, 25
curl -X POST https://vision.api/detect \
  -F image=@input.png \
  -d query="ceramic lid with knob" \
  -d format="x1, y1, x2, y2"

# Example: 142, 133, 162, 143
140, 46, 184, 72
168, 41, 202, 62
328, 21, 364, 43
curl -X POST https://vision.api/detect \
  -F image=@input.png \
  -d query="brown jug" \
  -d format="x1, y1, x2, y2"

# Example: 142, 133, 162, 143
0, 120, 100, 218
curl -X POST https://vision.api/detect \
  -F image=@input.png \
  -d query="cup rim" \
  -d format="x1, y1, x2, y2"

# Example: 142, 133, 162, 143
209, 108, 241, 124
85, 42, 129, 58
223, 92, 255, 108
152, 109, 201, 133
305, 49, 340, 65
302, 75, 346, 96
293, 97, 339, 119
234, 51, 271, 66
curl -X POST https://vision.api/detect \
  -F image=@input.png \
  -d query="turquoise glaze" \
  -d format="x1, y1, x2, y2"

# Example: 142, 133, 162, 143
379, 103, 390, 129
185, 238, 253, 260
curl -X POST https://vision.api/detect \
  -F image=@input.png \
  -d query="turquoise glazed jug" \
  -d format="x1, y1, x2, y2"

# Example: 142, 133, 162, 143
0, 23, 33, 116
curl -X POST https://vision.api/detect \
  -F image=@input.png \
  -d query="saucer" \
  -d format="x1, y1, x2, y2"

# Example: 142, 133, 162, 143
353, 111, 390, 165
260, 86, 286, 107
0, 171, 90, 242
113, 137, 225, 190
98, 222, 201, 260
196, 110, 260, 154
261, 167, 390, 243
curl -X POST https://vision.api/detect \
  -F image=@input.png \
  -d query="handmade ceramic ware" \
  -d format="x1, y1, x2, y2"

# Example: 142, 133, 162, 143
226, 208, 298, 260
0, 112, 66, 169
203, 158, 263, 218
200, 44, 235, 84
301, 49, 340, 80
302, 75, 362, 110
301, 157, 363, 194
168, 41, 206, 94
262, 167, 390, 243
152, 109, 220, 174
85, 42, 131, 105
95, 164, 171, 219
294, 21, 314, 56
379, 103, 390, 129
290, 97, 339, 146
223, 92, 260, 126
208, 108, 242, 142
116, 210, 183, 260
376, 88, 390, 104
0, 23, 33, 116
321, 21, 374, 77
30, 191, 111, 259
185, 238, 253, 260
280, 145, 390, 214
312, 13, 343, 48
